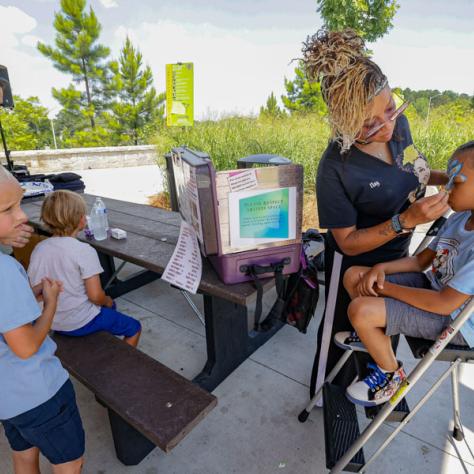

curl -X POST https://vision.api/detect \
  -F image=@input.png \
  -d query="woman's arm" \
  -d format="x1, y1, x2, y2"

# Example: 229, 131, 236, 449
3, 279, 61, 359
378, 282, 470, 316
85, 275, 113, 307
332, 192, 450, 256
428, 170, 449, 186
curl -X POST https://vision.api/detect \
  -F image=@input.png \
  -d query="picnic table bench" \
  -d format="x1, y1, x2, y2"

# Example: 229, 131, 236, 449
23, 194, 286, 392
53, 331, 216, 465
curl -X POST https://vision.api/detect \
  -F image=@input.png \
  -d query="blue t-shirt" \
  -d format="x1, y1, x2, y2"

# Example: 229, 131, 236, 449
0, 254, 68, 420
316, 115, 430, 265
426, 211, 474, 347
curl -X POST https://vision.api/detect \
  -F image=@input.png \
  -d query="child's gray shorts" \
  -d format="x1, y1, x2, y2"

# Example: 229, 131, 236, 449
384, 272, 468, 346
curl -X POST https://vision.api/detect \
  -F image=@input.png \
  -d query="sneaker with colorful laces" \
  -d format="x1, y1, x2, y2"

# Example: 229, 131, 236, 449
334, 331, 368, 352
346, 362, 406, 407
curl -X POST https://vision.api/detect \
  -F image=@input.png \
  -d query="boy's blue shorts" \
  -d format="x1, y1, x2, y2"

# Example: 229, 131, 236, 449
2, 379, 85, 464
57, 304, 141, 338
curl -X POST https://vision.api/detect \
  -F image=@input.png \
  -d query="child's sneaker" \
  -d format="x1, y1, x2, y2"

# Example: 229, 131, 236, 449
346, 362, 406, 407
334, 331, 368, 352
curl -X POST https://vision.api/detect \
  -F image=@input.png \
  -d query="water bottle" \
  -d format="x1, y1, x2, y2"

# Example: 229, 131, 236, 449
89, 200, 107, 241
95, 197, 109, 231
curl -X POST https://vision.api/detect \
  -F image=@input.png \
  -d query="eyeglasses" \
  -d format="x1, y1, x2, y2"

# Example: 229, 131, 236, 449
363, 95, 410, 140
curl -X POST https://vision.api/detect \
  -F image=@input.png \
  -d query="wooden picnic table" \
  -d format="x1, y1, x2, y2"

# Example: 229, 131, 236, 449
22, 194, 285, 392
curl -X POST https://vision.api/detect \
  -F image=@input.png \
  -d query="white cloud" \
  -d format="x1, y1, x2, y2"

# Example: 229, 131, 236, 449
21, 34, 41, 48
373, 28, 474, 94
99, 0, 118, 8
113, 21, 306, 118
0, 6, 37, 47
0, 6, 69, 112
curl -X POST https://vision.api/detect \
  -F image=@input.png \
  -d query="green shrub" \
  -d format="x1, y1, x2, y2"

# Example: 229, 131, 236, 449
154, 106, 473, 192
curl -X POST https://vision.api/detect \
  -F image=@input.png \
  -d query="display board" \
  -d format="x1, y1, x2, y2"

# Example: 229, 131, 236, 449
215, 165, 303, 254
166, 63, 194, 127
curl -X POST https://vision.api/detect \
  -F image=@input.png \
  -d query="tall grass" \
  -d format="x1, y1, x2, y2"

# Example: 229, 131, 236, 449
154, 114, 329, 190
154, 106, 473, 192
406, 104, 474, 170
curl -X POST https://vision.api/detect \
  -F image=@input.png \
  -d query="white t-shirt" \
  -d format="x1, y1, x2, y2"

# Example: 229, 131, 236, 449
28, 237, 104, 331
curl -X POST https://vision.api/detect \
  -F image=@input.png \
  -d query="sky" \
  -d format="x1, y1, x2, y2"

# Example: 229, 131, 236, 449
1, 0, 473, 119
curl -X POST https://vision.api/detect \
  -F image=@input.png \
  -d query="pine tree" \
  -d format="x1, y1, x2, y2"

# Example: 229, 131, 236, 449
37, 0, 111, 130
316, 0, 399, 43
259, 92, 285, 117
281, 64, 327, 114
105, 37, 165, 145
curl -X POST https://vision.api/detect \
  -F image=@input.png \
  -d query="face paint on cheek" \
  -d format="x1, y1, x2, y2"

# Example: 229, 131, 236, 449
445, 159, 467, 192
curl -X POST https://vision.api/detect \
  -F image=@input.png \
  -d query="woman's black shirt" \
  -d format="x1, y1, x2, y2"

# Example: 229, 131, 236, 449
316, 115, 430, 265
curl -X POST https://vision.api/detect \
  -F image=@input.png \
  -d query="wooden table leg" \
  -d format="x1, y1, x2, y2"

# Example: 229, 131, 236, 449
192, 294, 284, 392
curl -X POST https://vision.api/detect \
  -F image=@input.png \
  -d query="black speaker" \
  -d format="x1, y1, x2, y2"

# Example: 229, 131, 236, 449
0, 65, 14, 109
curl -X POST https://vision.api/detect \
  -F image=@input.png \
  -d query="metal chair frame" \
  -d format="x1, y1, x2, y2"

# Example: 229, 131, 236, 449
298, 215, 474, 472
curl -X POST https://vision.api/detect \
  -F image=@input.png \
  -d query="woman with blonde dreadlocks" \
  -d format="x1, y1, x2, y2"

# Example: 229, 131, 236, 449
307, 29, 450, 399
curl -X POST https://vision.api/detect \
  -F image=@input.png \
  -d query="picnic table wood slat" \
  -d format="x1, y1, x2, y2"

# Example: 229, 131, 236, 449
24, 205, 180, 245
28, 195, 182, 227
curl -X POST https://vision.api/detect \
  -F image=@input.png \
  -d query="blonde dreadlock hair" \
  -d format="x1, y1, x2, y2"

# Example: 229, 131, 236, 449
302, 29, 388, 152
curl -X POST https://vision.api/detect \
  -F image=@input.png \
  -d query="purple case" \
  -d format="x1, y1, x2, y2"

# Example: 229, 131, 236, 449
171, 147, 303, 285
208, 243, 302, 284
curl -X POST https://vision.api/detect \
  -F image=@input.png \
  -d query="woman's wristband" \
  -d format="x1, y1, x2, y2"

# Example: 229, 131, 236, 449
398, 213, 415, 232
392, 214, 415, 234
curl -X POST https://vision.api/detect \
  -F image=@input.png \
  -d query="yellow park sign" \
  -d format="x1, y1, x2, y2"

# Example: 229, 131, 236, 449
166, 62, 194, 127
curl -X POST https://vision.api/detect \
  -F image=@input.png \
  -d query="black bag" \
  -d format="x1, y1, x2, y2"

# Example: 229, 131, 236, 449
19, 172, 85, 194
282, 229, 323, 333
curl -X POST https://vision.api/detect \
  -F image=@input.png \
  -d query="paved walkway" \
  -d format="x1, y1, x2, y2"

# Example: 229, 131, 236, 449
72, 165, 164, 204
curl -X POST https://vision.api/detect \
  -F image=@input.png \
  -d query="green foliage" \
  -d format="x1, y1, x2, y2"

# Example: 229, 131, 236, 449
37, 0, 112, 129
400, 88, 473, 118
61, 125, 111, 148
316, 0, 399, 42
154, 114, 330, 190
0, 96, 53, 150
281, 64, 327, 114
259, 92, 285, 118
104, 37, 165, 145
154, 104, 473, 192
407, 101, 474, 171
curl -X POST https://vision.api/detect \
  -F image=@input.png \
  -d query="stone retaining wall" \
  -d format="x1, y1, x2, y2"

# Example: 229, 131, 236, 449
10, 145, 158, 173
